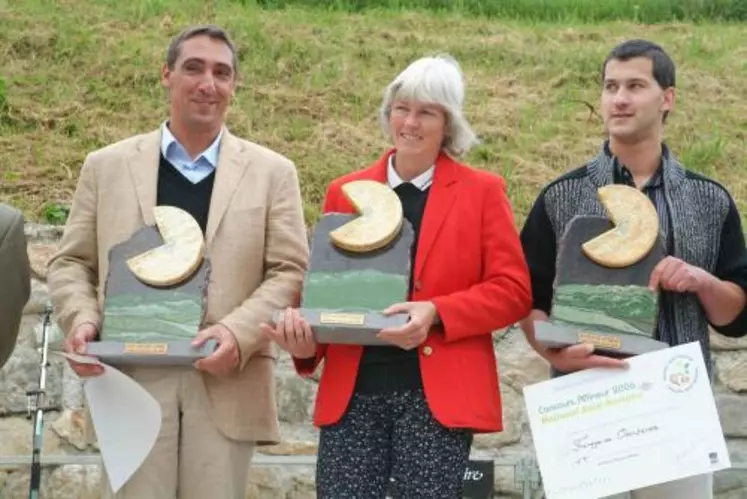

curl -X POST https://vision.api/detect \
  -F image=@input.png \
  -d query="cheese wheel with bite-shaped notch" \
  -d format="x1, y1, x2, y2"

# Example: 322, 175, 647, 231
581, 184, 660, 268
126, 206, 205, 287
329, 180, 404, 253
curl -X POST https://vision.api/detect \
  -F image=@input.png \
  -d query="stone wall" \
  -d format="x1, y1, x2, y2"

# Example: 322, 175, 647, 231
1, 225, 746, 498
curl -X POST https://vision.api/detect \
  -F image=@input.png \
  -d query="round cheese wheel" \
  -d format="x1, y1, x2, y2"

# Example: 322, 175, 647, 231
581, 184, 660, 268
126, 206, 205, 287
329, 180, 404, 253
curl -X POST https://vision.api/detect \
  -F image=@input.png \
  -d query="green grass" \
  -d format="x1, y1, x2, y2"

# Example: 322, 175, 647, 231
1, 0, 746, 229
247, 0, 747, 23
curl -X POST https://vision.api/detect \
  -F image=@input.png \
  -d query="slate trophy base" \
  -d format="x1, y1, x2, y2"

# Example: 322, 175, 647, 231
98, 224, 211, 366
271, 309, 408, 346
286, 213, 414, 346
84, 339, 218, 366
537, 215, 667, 358
534, 321, 668, 358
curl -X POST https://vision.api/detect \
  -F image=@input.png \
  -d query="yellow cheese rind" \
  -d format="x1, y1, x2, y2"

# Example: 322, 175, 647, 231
581, 184, 659, 268
126, 206, 205, 287
329, 180, 404, 253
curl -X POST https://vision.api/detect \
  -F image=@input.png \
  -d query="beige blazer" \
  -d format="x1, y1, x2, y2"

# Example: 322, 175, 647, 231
0, 204, 30, 369
47, 129, 309, 443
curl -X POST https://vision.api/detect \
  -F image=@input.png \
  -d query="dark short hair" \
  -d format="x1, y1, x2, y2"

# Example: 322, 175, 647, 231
601, 39, 676, 90
166, 24, 238, 74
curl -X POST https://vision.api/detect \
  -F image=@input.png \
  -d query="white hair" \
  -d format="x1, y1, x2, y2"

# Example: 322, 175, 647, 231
379, 54, 479, 158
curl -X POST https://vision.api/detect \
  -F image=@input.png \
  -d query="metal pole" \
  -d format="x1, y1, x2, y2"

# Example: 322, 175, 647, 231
27, 303, 53, 499
514, 457, 542, 499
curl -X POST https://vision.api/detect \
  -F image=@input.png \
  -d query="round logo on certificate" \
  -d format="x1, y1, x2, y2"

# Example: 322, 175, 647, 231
664, 355, 697, 392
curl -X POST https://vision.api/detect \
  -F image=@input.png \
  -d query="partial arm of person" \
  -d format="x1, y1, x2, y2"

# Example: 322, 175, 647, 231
0, 205, 31, 368
696, 277, 746, 333
516, 192, 557, 358
649, 195, 747, 335
46, 156, 106, 377
428, 176, 532, 342
218, 163, 310, 370
47, 156, 102, 339
697, 196, 747, 333
700, 284, 747, 334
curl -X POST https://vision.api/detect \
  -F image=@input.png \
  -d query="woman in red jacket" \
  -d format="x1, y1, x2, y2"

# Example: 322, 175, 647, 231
261, 54, 532, 498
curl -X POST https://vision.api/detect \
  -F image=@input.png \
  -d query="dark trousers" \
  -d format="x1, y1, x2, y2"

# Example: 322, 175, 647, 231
316, 389, 473, 498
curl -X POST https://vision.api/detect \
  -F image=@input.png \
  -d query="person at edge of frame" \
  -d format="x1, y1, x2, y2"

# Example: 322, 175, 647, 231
518, 39, 747, 499
0, 203, 31, 369
261, 54, 533, 498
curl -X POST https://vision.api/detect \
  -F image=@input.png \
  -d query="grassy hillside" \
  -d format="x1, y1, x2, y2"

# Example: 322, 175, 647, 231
1, 0, 746, 227
252, 0, 747, 22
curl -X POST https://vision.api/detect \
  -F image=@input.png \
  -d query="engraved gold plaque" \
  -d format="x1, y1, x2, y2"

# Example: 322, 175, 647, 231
319, 312, 366, 326
123, 343, 169, 355
577, 332, 622, 350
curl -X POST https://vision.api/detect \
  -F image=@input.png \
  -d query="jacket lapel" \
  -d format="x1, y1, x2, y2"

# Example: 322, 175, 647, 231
126, 130, 161, 226
414, 153, 459, 278
348, 150, 459, 278
205, 131, 249, 244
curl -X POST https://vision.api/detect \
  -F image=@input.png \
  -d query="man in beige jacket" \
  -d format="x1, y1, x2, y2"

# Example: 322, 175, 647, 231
47, 25, 309, 499
0, 203, 30, 369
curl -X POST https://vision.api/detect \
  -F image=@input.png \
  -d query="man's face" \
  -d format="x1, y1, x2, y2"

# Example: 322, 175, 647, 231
601, 57, 674, 143
162, 35, 236, 133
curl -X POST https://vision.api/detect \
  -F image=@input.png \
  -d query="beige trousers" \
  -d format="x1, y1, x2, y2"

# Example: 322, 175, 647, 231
602, 473, 713, 499
100, 366, 254, 499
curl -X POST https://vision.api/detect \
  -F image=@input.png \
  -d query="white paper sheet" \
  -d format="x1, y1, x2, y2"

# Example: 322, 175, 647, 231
56, 353, 161, 493
523, 341, 730, 499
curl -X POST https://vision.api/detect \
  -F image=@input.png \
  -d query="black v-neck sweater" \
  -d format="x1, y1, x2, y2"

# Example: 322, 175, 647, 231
156, 153, 216, 234
353, 182, 431, 394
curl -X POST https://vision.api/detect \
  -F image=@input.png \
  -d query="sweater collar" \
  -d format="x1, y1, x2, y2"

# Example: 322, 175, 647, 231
587, 140, 686, 192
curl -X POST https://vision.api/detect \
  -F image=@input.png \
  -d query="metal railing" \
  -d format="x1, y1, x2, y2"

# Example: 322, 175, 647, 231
0, 454, 544, 498
3, 449, 747, 497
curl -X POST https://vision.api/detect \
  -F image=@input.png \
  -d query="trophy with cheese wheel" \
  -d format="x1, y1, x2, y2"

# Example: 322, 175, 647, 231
84, 206, 217, 365
273, 180, 413, 345
534, 184, 669, 357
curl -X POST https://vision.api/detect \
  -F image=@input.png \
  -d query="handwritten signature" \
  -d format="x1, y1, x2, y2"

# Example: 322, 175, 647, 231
570, 424, 661, 464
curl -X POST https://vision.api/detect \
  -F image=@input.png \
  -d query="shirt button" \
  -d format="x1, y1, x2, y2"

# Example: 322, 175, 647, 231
422, 346, 433, 356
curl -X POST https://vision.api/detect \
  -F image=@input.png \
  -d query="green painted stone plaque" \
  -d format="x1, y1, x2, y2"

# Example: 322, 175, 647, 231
273, 213, 414, 345
85, 223, 217, 365
534, 215, 669, 357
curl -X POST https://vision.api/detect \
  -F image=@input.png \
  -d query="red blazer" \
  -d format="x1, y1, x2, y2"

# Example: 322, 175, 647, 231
294, 149, 532, 433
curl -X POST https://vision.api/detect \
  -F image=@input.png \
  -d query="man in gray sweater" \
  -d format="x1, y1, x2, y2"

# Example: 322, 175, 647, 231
519, 39, 747, 498
0, 203, 31, 368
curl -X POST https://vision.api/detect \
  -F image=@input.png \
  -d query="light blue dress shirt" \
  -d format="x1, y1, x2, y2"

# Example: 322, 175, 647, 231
160, 122, 223, 184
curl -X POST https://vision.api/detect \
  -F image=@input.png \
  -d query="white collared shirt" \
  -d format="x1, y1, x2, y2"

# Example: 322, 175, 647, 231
160, 121, 223, 184
386, 154, 434, 191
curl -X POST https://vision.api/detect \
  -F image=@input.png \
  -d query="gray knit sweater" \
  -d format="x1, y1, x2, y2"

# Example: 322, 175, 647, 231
540, 146, 739, 373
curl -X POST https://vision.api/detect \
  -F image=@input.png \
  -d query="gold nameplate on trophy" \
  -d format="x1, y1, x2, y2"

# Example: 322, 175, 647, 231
577, 332, 622, 350
319, 312, 366, 326
123, 343, 169, 355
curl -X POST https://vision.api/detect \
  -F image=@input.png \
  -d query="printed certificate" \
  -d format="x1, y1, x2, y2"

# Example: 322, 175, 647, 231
523, 341, 730, 499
